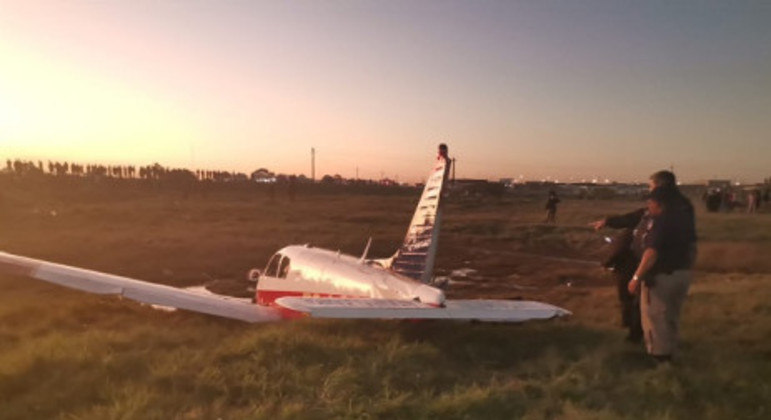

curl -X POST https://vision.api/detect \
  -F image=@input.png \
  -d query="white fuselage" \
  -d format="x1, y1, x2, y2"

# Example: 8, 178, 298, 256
255, 245, 445, 309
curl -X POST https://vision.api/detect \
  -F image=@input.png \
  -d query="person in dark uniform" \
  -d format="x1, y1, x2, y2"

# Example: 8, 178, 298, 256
438, 143, 452, 185
438, 143, 449, 160
591, 170, 694, 343
544, 190, 560, 223
705, 189, 722, 212
602, 228, 641, 341
628, 187, 696, 362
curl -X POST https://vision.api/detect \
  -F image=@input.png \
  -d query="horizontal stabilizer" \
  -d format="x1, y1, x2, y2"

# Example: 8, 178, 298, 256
0, 251, 281, 323
276, 297, 571, 322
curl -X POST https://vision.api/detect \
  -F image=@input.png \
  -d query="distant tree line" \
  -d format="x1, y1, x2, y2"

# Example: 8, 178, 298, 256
3, 158, 409, 188
3, 159, 248, 182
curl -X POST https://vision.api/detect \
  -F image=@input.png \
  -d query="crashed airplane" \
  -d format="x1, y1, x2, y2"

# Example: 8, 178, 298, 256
0, 144, 570, 323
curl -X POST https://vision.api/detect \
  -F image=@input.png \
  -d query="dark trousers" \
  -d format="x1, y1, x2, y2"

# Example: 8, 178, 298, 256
615, 270, 642, 340
545, 208, 556, 223
603, 229, 642, 341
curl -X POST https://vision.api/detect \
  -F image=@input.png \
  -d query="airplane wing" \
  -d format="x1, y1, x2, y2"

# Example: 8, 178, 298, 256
275, 297, 571, 322
0, 251, 281, 323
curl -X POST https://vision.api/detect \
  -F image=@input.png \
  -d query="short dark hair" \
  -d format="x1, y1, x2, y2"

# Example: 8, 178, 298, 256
647, 186, 676, 206
650, 170, 676, 187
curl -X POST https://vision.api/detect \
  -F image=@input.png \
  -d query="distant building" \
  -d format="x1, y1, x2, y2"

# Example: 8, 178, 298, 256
251, 168, 276, 183
499, 178, 515, 188
451, 179, 505, 197
707, 179, 732, 190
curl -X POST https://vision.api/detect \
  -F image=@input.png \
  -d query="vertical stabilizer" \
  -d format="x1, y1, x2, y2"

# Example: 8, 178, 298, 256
390, 144, 451, 283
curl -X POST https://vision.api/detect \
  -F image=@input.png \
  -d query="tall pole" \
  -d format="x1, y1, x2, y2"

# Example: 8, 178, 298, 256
451, 158, 456, 183
311, 147, 316, 182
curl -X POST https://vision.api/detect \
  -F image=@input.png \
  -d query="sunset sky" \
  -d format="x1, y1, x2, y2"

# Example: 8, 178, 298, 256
1, 1, 769, 183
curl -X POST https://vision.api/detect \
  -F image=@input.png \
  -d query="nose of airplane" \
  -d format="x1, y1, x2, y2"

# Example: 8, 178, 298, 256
415, 284, 445, 306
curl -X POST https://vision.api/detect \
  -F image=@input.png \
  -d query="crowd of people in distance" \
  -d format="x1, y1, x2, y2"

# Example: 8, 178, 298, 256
702, 187, 768, 213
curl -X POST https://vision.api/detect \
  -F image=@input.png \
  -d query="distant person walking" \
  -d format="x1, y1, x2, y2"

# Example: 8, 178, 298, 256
722, 190, 736, 212
544, 190, 560, 223
628, 187, 696, 363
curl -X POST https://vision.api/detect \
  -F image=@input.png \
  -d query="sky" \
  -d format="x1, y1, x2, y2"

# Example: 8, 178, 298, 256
1, 0, 769, 183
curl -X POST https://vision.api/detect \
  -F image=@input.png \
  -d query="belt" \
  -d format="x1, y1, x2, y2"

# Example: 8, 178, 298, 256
659, 268, 689, 275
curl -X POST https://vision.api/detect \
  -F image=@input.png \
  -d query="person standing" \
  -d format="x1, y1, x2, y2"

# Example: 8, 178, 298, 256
747, 189, 758, 213
591, 170, 694, 343
627, 187, 696, 363
602, 228, 642, 342
544, 190, 560, 223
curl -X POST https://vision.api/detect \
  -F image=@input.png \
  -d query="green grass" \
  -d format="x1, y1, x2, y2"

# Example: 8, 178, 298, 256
0, 178, 770, 419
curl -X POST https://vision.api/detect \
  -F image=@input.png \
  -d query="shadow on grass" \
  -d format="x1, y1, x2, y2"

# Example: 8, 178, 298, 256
300, 318, 615, 381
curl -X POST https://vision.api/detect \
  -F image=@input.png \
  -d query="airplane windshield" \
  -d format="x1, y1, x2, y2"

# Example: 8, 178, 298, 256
278, 257, 291, 279
265, 253, 281, 277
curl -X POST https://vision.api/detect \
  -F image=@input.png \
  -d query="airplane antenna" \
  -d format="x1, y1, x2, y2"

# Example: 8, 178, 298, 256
311, 147, 316, 182
359, 237, 373, 263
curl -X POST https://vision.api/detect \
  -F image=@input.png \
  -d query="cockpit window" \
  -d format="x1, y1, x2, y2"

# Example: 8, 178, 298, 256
265, 253, 281, 277
278, 257, 291, 279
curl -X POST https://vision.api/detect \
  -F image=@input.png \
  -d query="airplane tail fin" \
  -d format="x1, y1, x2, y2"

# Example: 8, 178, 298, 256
389, 144, 451, 283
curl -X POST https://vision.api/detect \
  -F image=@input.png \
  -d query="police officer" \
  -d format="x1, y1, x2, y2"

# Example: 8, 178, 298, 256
628, 187, 696, 362
591, 170, 694, 343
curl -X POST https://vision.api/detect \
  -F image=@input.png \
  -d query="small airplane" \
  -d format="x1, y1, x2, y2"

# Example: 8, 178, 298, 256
0, 144, 570, 323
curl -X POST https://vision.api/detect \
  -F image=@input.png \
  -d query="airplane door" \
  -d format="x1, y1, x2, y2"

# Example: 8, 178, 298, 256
256, 253, 283, 305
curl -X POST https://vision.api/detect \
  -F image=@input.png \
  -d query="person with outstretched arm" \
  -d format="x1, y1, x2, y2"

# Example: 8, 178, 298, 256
591, 170, 694, 344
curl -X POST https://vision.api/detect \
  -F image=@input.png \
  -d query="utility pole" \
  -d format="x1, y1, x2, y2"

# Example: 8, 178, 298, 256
311, 147, 316, 182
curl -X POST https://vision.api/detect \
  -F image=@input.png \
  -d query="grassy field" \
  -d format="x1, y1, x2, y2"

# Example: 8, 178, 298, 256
1, 177, 769, 419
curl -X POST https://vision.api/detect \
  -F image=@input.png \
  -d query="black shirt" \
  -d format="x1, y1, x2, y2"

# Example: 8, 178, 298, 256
605, 208, 645, 230
546, 196, 560, 210
605, 207, 652, 259
644, 205, 696, 274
